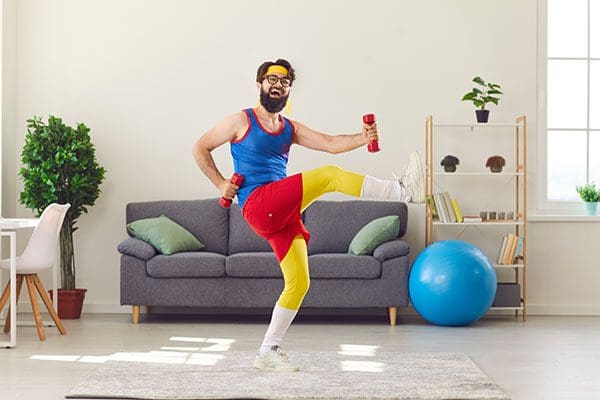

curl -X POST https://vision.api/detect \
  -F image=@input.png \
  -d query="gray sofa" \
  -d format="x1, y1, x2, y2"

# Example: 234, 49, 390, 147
118, 199, 410, 325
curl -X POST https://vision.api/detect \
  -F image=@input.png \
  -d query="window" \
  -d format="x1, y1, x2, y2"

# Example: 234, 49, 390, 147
542, 0, 599, 207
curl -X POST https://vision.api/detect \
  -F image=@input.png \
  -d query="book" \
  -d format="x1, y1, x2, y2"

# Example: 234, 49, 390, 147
451, 198, 463, 222
514, 236, 524, 259
462, 215, 483, 223
503, 233, 518, 265
442, 192, 457, 222
426, 195, 438, 219
433, 193, 448, 222
439, 193, 452, 222
496, 235, 508, 264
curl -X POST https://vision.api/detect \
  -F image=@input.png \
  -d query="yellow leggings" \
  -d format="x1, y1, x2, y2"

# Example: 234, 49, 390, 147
277, 165, 364, 310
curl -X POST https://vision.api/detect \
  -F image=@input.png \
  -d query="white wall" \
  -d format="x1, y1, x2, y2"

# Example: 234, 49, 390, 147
2, 0, 599, 315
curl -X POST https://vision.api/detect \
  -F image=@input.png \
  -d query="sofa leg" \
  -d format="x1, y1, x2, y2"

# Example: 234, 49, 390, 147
132, 305, 140, 324
388, 307, 397, 326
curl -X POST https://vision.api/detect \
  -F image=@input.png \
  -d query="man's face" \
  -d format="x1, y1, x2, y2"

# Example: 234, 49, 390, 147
258, 73, 291, 113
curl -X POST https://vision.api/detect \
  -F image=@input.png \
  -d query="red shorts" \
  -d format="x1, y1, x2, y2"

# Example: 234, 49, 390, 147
242, 173, 310, 262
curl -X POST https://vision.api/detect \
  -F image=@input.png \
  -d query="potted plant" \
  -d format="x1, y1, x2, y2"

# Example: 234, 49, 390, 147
486, 155, 506, 173
575, 182, 600, 216
440, 155, 460, 173
461, 76, 503, 123
19, 116, 106, 319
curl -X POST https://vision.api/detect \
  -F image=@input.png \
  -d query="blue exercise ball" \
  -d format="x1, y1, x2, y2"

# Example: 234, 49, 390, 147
409, 240, 497, 326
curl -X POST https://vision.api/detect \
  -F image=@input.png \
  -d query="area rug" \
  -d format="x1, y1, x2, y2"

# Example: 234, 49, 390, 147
66, 351, 509, 400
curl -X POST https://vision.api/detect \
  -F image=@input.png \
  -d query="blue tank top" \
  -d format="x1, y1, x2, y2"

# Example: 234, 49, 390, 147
230, 108, 294, 208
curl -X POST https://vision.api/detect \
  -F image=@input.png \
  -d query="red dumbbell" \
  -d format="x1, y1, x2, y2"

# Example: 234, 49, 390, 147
219, 173, 245, 208
362, 114, 380, 153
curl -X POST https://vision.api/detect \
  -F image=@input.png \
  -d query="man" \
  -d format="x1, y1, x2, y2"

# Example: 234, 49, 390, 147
192, 58, 424, 372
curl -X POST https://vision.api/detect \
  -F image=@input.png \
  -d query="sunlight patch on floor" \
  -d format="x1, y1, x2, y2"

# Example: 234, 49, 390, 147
160, 346, 201, 352
30, 335, 235, 365
169, 336, 206, 343
338, 344, 380, 356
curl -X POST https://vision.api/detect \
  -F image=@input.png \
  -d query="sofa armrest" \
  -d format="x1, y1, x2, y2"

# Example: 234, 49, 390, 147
117, 238, 156, 261
373, 239, 410, 262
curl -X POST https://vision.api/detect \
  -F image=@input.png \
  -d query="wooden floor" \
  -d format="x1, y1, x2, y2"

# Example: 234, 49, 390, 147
0, 312, 599, 400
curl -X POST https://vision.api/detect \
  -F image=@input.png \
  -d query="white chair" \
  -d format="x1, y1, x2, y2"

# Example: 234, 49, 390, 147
0, 203, 70, 341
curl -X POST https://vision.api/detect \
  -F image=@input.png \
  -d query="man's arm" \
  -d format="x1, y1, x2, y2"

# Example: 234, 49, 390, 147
192, 112, 246, 198
291, 120, 378, 154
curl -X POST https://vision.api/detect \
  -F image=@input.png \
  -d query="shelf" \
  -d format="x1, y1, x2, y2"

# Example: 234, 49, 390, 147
432, 221, 524, 226
426, 115, 527, 322
494, 264, 525, 269
433, 122, 521, 128
433, 172, 524, 176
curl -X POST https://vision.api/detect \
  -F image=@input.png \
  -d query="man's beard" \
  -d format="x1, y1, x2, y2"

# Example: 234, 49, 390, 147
260, 88, 288, 113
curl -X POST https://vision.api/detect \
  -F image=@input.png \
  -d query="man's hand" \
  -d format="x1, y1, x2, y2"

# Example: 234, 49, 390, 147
218, 177, 241, 200
361, 121, 379, 145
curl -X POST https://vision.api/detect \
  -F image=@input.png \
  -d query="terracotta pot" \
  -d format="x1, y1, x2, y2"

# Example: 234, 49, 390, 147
49, 289, 87, 319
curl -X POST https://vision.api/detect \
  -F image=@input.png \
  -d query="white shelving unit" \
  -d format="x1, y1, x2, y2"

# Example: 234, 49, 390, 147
425, 115, 527, 321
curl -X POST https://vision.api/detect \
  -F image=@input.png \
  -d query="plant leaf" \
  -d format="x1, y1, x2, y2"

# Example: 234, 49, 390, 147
473, 76, 485, 86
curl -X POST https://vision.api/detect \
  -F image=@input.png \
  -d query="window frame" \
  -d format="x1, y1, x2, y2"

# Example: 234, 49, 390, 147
537, 0, 598, 215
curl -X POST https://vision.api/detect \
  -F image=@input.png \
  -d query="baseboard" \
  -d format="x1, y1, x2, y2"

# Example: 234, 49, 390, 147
525, 303, 600, 316
8, 302, 600, 316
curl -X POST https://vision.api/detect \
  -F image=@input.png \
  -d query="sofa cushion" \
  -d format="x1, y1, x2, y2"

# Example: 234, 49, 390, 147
126, 199, 229, 255
304, 201, 408, 255
146, 252, 226, 278
117, 237, 157, 261
228, 204, 272, 254
226, 253, 381, 279
348, 215, 400, 255
373, 239, 410, 261
308, 254, 382, 279
127, 215, 204, 255
226, 253, 280, 278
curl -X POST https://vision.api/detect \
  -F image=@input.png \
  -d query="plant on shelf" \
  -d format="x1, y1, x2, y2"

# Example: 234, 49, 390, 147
440, 155, 460, 173
461, 76, 503, 123
575, 182, 600, 216
485, 155, 506, 173
19, 116, 107, 319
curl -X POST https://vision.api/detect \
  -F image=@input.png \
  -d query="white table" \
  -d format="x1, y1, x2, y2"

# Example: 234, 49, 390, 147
0, 218, 40, 348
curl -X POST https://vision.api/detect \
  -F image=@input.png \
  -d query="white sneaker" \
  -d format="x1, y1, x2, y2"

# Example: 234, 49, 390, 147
253, 345, 299, 372
397, 151, 425, 203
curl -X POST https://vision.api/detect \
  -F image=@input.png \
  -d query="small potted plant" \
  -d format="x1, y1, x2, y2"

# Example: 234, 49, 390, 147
575, 182, 600, 216
486, 155, 506, 173
461, 76, 503, 123
440, 155, 460, 173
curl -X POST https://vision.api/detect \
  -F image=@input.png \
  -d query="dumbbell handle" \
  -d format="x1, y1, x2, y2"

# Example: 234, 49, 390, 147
219, 173, 245, 208
363, 114, 380, 153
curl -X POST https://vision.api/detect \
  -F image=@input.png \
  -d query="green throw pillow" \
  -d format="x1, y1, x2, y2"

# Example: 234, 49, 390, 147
348, 216, 400, 256
127, 215, 204, 255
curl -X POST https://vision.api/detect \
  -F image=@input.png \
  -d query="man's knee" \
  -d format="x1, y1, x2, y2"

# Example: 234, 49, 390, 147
280, 275, 310, 308
283, 275, 310, 297
295, 275, 310, 296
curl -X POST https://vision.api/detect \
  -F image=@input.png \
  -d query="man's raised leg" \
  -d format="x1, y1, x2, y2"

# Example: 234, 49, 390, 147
299, 153, 425, 212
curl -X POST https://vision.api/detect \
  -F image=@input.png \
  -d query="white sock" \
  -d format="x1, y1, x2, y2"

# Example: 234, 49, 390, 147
360, 175, 407, 201
258, 304, 298, 354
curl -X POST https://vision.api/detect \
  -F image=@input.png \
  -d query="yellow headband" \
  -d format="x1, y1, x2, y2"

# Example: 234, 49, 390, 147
265, 65, 289, 76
